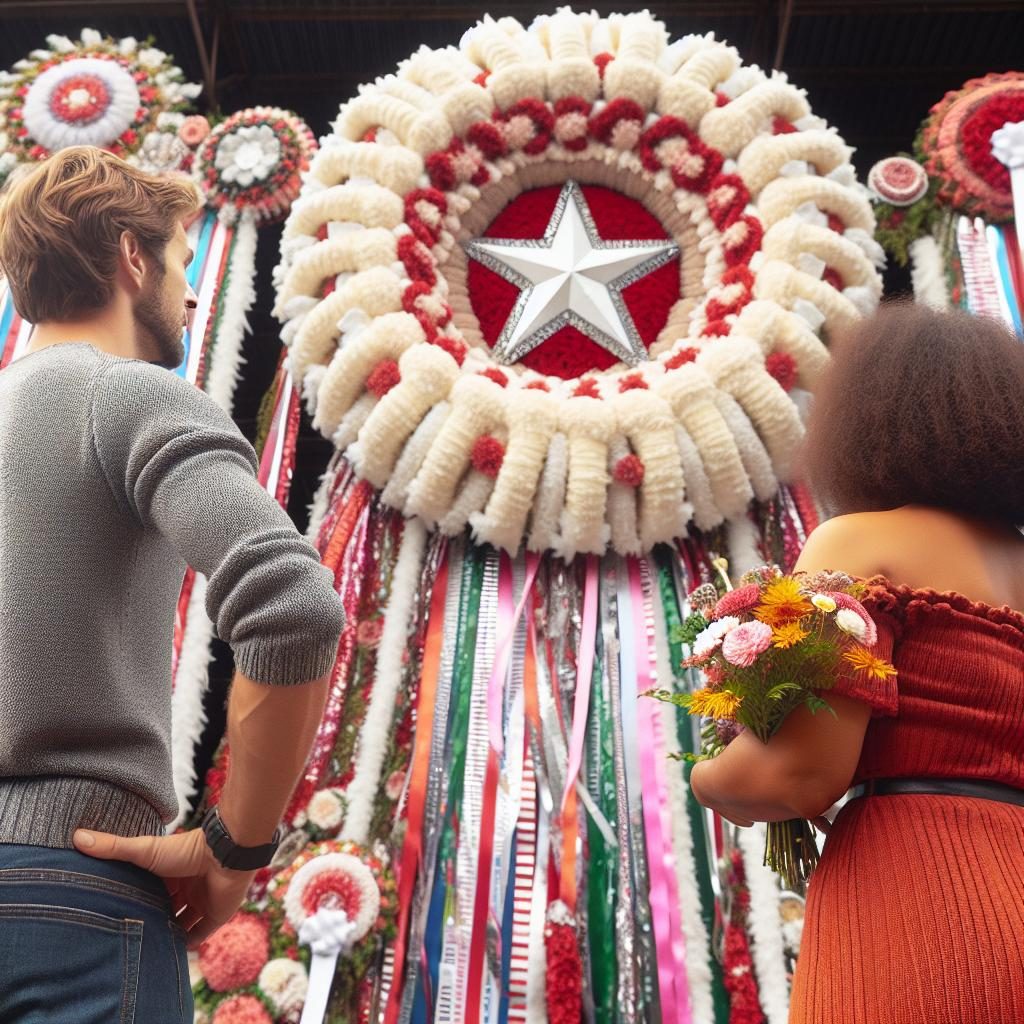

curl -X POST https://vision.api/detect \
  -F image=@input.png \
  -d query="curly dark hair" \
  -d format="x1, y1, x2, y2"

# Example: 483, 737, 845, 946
802, 301, 1024, 520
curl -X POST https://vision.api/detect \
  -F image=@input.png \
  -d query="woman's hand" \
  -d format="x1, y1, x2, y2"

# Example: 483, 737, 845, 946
74, 827, 256, 949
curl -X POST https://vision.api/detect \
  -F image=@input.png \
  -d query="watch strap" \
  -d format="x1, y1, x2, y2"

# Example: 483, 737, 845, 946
201, 807, 281, 871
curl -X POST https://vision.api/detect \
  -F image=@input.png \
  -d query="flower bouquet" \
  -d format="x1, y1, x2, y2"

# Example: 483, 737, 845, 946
652, 565, 896, 888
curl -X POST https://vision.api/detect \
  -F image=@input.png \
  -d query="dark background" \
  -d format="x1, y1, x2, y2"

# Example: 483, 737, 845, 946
3, 0, 1021, 808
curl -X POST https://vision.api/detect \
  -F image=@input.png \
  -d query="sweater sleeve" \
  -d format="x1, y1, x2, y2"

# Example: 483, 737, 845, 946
91, 358, 345, 685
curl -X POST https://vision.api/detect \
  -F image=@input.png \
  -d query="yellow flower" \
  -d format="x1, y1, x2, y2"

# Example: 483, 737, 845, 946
688, 687, 743, 720
843, 646, 898, 681
772, 621, 809, 649
754, 577, 813, 627
811, 593, 837, 613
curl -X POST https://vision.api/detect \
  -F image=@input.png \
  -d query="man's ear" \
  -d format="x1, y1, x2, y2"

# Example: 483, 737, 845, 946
118, 230, 147, 292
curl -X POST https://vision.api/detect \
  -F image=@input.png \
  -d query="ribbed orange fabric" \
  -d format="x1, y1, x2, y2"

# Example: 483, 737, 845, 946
789, 578, 1024, 1023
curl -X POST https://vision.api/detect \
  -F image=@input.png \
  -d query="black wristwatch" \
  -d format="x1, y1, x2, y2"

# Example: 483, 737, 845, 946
201, 807, 282, 871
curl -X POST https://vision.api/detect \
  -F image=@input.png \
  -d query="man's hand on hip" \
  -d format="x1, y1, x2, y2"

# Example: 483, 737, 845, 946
73, 827, 255, 949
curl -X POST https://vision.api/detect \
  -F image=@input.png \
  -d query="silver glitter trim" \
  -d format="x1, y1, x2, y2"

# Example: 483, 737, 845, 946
463, 179, 679, 368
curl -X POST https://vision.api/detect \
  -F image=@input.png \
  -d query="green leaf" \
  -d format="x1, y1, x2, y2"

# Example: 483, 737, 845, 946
804, 694, 836, 717
672, 613, 709, 647
766, 681, 802, 700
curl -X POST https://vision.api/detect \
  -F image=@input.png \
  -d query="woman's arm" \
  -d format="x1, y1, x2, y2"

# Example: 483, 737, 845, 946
690, 514, 882, 825
689, 693, 871, 825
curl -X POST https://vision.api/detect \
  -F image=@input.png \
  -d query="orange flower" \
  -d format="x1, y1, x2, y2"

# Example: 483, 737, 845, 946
772, 621, 809, 649
688, 687, 743, 720
754, 577, 812, 627
843, 646, 898, 681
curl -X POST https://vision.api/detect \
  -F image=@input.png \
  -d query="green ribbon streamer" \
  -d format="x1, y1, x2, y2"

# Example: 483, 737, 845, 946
586, 613, 618, 1021
655, 548, 731, 1024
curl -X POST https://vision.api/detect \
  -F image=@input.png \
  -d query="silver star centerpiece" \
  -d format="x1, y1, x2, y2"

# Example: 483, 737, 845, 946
464, 180, 679, 367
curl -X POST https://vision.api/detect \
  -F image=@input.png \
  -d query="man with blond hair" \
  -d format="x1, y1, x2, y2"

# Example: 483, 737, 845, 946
0, 146, 344, 1021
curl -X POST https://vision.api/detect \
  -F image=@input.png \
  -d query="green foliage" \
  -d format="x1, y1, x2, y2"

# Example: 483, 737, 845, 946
670, 612, 708, 647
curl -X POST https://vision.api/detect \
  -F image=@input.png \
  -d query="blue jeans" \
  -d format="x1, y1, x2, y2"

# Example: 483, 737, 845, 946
0, 844, 193, 1023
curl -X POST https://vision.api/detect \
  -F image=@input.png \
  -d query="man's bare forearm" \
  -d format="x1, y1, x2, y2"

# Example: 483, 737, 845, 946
216, 670, 330, 846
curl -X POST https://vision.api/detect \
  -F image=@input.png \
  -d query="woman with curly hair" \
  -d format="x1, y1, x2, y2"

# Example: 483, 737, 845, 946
690, 302, 1024, 1023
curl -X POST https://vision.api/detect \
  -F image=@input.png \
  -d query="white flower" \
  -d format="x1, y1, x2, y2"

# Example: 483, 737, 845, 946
811, 593, 836, 613
137, 47, 167, 68
119, 36, 138, 55
215, 124, 281, 187
834, 608, 867, 641
138, 131, 188, 173
80, 28, 103, 48
692, 615, 740, 659
306, 788, 345, 832
258, 958, 308, 1014
46, 34, 75, 53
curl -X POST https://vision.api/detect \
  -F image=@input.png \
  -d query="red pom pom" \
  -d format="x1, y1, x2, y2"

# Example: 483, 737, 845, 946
722, 214, 764, 267
701, 319, 732, 338
706, 173, 751, 230
665, 346, 699, 369
826, 213, 846, 234
397, 233, 437, 287
766, 351, 798, 391
467, 120, 507, 160
426, 151, 456, 191
473, 70, 490, 88
613, 454, 645, 487
772, 116, 798, 135
429, 334, 467, 366
618, 373, 648, 392
366, 359, 401, 398
471, 436, 505, 477
715, 91, 730, 106
588, 97, 645, 146
572, 378, 601, 398
404, 187, 448, 246
593, 52, 614, 79
480, 368, 508, 388
524, 380, 550, 391
553, 96, 592, 152
362, 127, 378, 142
501, 98, 554, 156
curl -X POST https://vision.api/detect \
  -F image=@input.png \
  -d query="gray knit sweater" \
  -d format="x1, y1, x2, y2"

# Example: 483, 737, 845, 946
0, 343, 345, 848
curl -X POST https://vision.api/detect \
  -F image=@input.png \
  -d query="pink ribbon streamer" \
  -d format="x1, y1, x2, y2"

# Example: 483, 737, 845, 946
629, 556, 692, 1024
486, 551, 540, 755
559, 554, 600, 814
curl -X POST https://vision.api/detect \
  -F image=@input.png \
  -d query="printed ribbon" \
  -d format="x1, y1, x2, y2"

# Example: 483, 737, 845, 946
631, 557, 692, 1024
383, 551, 450, 1024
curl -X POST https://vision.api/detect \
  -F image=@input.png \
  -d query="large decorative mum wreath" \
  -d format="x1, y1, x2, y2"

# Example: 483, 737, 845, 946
0, 28, 200, 184
918, 71, 1024, 223
274, 10, 880, 558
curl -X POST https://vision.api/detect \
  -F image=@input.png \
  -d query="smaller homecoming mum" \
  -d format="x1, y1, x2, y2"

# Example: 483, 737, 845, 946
690, 302, 1024, 1024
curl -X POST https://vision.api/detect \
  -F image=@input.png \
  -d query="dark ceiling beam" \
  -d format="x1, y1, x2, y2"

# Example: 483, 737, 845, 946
0, 1, 186, 13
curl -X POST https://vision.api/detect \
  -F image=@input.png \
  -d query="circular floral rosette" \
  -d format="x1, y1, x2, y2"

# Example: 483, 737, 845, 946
0, 27, 200, 184
194, 106, 318, 226
917, 71, 1024, 222
274, 10, 880, 558
866, 155, 935, 268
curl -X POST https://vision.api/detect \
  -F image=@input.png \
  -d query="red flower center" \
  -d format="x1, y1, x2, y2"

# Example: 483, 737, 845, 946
49, 74, 111, 124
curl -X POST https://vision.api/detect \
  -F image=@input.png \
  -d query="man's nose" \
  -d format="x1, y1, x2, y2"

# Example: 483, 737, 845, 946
185, 283, 199, 309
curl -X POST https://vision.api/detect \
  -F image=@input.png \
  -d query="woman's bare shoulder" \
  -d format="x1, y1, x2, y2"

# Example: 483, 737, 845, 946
796, 508, 925, 578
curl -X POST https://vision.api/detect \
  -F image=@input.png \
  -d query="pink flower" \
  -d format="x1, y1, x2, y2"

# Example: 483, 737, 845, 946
198, 912, 270, 992
721, 620, 773, 667
356, 619, 384, 647
385, 770, 406, 801
212, 995, 273, 1024
179, 114, 211, 147
826, 592, 878, 646
712, 584, 761, 620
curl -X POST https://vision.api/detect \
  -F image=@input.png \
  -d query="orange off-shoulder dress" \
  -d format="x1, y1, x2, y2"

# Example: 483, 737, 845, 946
788, 577, 1024, 1024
